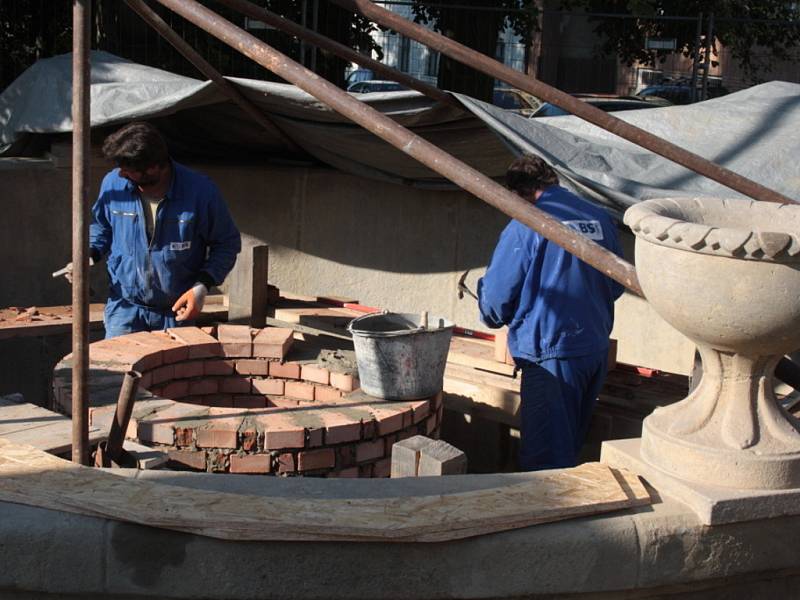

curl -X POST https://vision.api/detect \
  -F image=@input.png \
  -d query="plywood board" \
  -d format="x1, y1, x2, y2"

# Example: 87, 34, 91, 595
0, 399, 104, 454
0, 438, 650, 543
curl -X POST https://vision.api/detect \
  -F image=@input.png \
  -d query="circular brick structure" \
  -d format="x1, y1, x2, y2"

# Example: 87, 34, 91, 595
52, 324, 442, 477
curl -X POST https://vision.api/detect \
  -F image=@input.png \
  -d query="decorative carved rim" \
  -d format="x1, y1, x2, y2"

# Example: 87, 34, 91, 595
623, 197, 800, 262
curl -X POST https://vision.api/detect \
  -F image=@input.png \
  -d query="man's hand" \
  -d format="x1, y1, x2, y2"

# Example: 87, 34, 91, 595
53, 258, 94, 284
172, 283, 208, 322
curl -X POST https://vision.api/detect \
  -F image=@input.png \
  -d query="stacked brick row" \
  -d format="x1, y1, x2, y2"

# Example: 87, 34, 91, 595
52, 324, 443, 477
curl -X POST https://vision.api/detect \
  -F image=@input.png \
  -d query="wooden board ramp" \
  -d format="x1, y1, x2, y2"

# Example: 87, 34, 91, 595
0, 438, 650, 542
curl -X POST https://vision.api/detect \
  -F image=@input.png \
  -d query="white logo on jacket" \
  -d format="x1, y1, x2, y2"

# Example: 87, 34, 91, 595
563, 220, 604, 241
170, 241, 192, 251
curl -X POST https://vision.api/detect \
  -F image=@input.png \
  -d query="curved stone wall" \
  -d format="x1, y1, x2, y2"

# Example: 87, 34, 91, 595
52, 324, 442, 477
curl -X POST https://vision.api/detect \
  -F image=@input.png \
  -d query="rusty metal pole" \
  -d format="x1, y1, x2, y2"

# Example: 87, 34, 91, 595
105, 370, 142, 463
154, 0, 642, 295
330, 0, 797, 206
123, 0, 302, 155
71, 0, 91, 465
214, 0, 456, 106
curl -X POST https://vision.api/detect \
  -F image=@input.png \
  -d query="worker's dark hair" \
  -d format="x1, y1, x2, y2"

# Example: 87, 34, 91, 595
506, 155, 559, 198
102, 121, 169, 170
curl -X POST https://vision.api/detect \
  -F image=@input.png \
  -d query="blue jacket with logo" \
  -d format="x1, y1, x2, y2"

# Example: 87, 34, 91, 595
90, 162, 241, 310
478, 185, 624, 363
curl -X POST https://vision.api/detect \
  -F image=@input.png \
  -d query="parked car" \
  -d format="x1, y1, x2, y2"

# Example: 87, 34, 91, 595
347, 80, 408, 93
492, 88, 543, 116
530, 95, 670, 118
636, 83, 729, 105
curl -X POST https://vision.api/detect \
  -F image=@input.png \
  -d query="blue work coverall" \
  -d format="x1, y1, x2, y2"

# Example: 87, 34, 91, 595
478, 185, 624, 470
90, 162, 241, 338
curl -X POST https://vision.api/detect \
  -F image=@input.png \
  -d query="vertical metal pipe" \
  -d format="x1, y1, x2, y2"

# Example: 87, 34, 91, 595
71, 0, 91, 465
329, 0, 796, 206
310, 0, 319, 73
153, 0, 642, 296
701, 13, 714, 102
689, 12, 702, 103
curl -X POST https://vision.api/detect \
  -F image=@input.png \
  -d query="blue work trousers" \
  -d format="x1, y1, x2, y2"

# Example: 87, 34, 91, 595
518, 350, 608, 471
104, 297, 190, 338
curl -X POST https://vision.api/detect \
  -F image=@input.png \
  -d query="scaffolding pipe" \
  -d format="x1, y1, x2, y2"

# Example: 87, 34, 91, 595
214, 0, 456, 106
330, 0, 797, 206
124, 0, 302, 155
71, 0, 91, 465
154, 0, 642, 296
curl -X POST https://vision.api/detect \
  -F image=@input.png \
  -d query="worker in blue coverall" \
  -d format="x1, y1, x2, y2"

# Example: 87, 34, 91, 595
61, 122, 241, 338
478, 155, 624, 471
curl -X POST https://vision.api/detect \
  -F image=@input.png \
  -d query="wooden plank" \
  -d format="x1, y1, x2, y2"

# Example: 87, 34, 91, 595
0, 438, 650, 543
0, 304, 105, 340
0, 400, 104, 454
447, 336, 515, 377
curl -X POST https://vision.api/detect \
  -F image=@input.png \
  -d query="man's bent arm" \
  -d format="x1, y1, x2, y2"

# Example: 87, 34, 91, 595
477, 224, 530, 328
199, 185, 241, 287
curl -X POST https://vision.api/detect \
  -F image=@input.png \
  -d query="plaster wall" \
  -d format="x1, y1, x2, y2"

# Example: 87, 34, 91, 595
0, 158, 694, 404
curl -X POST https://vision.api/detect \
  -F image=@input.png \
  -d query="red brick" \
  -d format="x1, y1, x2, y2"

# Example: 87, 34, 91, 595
306, 427, 324, 448
229, 453, 271, 474
175, 426, 195, 448
277, 452, 296, 474
373, 457, 391, 478
188, 378, 218, 396
252, 327, 293, 359
139, 370, 153, 390
330, 371, 357, 392
235, 359, 271, 376
219, 377, 251, 394
358, 464, 374, 477
297, 448, 335, 472
241, 427, 260, 451
167, 449, 207, 471
89, 339, 159, 372
314, 385, 342, 403
411, 400, 430, 424
173, 360, 205, 379
161, 379, 189, 400
301, 364, 330, 385
217, 324, 253, 358
269, 361, 301, 380
251, 378, 284, 396
336, 444, 357, 469
284, 380, 315, 401
128, 398, 177, 439
356, 438, 384, 463
431, 391, 443, 410
200, 326, 216, 336
125, 331, 190, 365
168, 327, 222, 359
204, 359, 236, 376
371, 405, 407, 436
149, 364, 174, 385
322, 412, 362, 444
137, 403, 208, 445
425, 413, 438, 436
196, 407, 245, 449
362, 418, 376, 440
256, 413, 306, 450
233, 395, 267, 409
208, 450, 228, 472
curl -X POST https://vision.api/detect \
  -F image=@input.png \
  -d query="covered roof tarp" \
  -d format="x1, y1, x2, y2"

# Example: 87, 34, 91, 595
1, 51, 798, 212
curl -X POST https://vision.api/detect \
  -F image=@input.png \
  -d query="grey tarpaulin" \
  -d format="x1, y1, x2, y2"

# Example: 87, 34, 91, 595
1, 52, 798, 210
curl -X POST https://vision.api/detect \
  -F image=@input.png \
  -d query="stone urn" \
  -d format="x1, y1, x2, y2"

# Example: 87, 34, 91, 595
624, 197, 800, 490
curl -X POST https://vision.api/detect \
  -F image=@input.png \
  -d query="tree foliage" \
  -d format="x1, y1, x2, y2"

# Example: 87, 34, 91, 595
569, 0, 800, 77
411, 0, 540, 101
